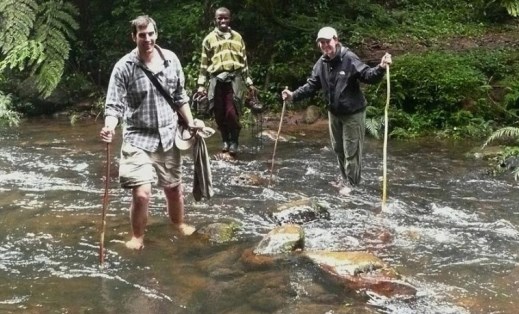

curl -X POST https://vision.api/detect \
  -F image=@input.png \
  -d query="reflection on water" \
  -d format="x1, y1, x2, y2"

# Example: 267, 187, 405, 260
1, 117, 518, 313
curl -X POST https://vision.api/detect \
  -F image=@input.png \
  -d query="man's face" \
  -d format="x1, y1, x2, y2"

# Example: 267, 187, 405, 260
215, 11, 231, 32
133, 23, 157, 54
317, 37, 338, 58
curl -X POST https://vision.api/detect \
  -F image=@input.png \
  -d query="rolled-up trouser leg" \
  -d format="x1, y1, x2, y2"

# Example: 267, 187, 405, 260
328, 110, 365, 186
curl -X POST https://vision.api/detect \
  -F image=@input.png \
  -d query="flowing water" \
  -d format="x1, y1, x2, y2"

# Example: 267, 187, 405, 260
1, 117, 518, 313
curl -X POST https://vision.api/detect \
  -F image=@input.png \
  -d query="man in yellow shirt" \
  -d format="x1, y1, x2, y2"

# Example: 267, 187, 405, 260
197, 7, 254, 156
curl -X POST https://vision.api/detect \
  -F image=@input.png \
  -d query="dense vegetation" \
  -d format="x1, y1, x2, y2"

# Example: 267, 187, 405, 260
1, 0, 519, 142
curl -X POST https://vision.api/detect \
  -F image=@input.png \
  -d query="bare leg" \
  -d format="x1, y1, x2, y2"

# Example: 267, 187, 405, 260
125, 184, 151, 250
164, 184, 195, 235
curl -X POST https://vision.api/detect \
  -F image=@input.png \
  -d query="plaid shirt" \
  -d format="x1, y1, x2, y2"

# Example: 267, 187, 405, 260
104, 46, 189, 152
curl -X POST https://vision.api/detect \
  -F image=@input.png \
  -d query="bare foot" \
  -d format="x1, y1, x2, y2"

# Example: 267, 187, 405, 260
173, 223, 196, 236
125, 237, 144, 250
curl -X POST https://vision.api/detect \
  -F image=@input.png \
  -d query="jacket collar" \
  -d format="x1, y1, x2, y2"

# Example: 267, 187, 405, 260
322, 44, 346, 63
127, 45, 169, 67
214, 27, 233, 38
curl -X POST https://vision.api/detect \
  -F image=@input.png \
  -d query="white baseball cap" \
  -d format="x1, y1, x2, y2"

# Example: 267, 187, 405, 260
316, 27, 337, 41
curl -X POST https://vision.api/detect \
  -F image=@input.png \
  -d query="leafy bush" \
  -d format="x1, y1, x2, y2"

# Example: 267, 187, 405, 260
363, 49, 519, 138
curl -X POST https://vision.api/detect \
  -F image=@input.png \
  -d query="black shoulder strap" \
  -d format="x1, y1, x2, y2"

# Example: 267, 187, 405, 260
138, 64, 187, 126
140, 66, 175, 109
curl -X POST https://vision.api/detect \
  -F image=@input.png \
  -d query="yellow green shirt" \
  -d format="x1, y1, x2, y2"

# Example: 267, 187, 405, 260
197, 28, 253, 86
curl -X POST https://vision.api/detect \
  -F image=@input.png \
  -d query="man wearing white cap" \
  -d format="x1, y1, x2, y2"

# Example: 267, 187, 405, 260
282, 26, 392, 195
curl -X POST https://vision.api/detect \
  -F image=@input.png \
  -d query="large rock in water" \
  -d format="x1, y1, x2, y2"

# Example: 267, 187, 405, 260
304, 251, 417, 298
253, 224, 304, 255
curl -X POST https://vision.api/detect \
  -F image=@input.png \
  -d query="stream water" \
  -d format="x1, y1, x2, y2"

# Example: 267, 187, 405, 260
1, 117, 518, 313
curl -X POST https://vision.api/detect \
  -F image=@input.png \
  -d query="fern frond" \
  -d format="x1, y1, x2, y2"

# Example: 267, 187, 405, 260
0, 40, 45, 72
482, 127, 519, 148
0, 0, 38, 53
502, 0, 519, 17
35, 59, 64, 98
366, 117, 383, 139
0, 0, 79, 98
0, 91, 21, 126
514, 167, 519, 181
36, 1, 79, 40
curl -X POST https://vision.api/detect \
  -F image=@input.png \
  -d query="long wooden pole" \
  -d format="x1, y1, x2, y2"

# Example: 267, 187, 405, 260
269, 99, 287, 186
382, 65, 390, 209
99, 143, 110, 266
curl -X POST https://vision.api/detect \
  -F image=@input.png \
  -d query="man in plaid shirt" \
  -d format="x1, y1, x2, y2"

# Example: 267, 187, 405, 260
100, 15, 196, 250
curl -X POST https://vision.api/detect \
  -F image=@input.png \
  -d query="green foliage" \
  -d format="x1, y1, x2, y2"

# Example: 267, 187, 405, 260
363, 48, 519, 139
390, 51, 488, 113
0, 0, 79, 98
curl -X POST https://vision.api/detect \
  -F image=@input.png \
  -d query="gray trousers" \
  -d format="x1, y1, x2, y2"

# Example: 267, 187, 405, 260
328, 110, 365, 186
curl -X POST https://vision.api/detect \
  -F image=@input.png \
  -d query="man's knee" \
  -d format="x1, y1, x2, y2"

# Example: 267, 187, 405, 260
133, 188, 151, 205
164, 184, 183, 199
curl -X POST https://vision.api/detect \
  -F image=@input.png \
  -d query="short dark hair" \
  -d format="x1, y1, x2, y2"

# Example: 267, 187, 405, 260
130, 15, 157, 36
215, 7, 231, 17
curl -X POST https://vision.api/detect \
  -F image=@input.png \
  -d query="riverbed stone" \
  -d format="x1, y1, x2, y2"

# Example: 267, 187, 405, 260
230, 172, 269, 187
304, 105, 321, 124
469, 145, 503, 160
304, 251, 417, 298
270, 197, 331, 225
253, 224, 305, 256
259, 129, 296, 142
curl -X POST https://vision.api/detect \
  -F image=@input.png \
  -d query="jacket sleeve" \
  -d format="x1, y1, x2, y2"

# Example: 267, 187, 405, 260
350, 52, 386, 84
293, 61, 322, 102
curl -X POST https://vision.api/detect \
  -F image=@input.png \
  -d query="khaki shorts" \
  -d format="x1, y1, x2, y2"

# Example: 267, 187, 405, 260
119, 142, 182, 188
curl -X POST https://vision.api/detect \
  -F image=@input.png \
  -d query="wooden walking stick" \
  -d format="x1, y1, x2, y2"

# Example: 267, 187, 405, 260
99, 142, 110, 266
382, 63, 390, 209
269, 93, 287, 186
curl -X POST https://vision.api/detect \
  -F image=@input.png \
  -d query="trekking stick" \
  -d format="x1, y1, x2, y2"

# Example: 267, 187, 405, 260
382, 64, 390, 209
269, 96, 287, 186
99, 142, 110, 266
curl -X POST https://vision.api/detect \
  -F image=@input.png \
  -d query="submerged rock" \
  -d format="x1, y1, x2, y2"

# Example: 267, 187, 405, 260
230, 172, 269, 187
239, 248, 276, 270
270, 197, 331, 225
259, 129, 296, 142
304, 251, 417, 298
194, 222, 241, 243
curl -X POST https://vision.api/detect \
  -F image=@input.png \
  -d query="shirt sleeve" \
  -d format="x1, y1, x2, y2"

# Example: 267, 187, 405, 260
104, 59, 128, 120
197, 36, 211, 86
171, 54, 190, 107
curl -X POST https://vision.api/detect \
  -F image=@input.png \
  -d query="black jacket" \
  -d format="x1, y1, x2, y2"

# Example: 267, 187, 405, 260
293, 45, 386, 116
